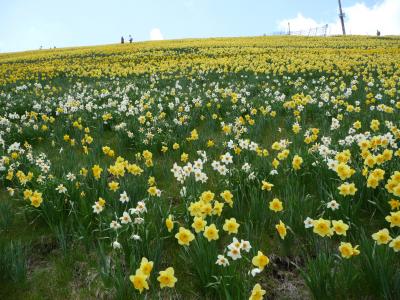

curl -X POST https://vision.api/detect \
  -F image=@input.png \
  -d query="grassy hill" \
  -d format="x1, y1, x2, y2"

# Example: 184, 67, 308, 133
1, 35, 400, 299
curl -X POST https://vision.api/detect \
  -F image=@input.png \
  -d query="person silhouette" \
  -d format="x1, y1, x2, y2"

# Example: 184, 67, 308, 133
121, 36, 124, 44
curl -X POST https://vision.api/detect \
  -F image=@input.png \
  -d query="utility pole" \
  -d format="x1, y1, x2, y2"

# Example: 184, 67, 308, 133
324, 24, 328, 37
288, 22, 291, 35
338, 0, 346, 35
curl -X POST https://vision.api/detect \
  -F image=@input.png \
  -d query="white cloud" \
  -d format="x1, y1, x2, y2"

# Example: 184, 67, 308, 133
149, 28, 164, 40
334, 0, 400, 35
278, 13, 321, 33
278, 0, 400, 36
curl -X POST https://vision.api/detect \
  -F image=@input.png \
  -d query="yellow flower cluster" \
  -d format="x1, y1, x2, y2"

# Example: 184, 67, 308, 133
129, 257, 177, 293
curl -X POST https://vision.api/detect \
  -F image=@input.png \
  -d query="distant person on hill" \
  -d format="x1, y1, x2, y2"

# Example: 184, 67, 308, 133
129, 35, 133, 43
121, 36, 124, 44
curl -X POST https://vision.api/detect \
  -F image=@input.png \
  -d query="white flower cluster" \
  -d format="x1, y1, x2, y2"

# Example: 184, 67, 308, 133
171, 151, 208, 184
216, 237, 251, 267
211, 152, 233, 176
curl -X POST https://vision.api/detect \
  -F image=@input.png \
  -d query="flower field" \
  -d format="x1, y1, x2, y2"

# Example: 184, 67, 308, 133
0, 35, 400, 299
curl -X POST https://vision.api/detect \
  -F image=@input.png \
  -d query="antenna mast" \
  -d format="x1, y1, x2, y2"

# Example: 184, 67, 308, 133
338, 0, 346, 35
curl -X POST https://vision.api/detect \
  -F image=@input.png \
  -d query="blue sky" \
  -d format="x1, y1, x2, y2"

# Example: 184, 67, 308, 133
0, 0, 398, 53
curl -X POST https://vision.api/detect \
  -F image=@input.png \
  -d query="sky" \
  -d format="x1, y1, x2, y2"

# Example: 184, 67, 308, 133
0, 0, 399, 53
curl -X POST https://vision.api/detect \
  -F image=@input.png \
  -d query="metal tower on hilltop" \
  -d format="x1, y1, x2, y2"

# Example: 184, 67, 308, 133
338, 0, 346, 35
